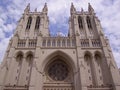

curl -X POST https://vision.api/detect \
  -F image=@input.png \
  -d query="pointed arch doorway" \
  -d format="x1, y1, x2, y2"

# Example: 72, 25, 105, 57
43, 52, 75, 90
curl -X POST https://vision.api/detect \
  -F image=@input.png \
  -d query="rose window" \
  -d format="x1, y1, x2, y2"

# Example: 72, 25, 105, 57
48, 61, 69, 81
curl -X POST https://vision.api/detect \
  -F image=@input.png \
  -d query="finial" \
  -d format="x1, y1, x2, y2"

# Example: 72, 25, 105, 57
81, 8, 84, 12
71, 2, 75, 9
88, 3, 90, 5
14, 31, 19, 37
70, 2, 76, 14
88, 3, 94, 14
42, 3, 48, 13
45, 2, 47, 5
24, 3, 30, 14
71, 2, 74, 7
35, 8, 37, 12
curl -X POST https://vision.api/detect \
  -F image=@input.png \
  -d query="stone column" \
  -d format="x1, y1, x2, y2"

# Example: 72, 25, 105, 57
75, 34, 88, 90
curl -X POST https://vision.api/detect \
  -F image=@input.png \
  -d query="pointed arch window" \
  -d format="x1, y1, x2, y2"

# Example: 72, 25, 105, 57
27, 54, 33, 66
94, 54, 104, 84
47, 40, 51, 47
84, 54, 95, 85
16, 54, 23, 84
52, 39, 56, 46
72, 39, 75, 46
26, 16, 32, 30
26, 54, 33, 85
57, 40, 61, 47
86, 16, 92, 29
42, 40, 46, 47
95, 54, 101, 66
17, 54, 23, 67
62, 40, 65, 47
78, 16, 83, 29
35, 16, 41, 30
67, 39, 70, 47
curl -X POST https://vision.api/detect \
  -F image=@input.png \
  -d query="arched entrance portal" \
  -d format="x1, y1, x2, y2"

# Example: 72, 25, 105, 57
43, 55, 74, 90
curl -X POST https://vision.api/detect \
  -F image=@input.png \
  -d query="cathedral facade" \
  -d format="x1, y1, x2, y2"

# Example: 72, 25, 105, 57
0, 3, 120, 90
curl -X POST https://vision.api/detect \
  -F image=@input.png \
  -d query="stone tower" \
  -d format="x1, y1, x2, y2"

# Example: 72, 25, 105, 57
0, 3, 120, 90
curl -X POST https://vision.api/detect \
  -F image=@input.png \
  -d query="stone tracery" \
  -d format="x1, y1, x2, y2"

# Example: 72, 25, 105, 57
48, 60, 69, 81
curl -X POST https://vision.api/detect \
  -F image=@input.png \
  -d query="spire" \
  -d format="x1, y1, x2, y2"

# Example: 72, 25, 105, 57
35, 8, 37, 12
24, 3, 30, 14
70, 3, 76, 14
42, 3, 48, 14
88, 3, 94, 14
81, 8, 84, 13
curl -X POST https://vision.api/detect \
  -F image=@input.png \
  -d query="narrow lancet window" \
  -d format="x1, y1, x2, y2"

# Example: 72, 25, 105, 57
16, 54, 23, 84
35, 16, 40, 30
78, 16, 83, 29
52, 39, 55, 46
17, 54, 23, 67
42, 40, 46, 47
47, 40, 51, 47
26, 17, 32, 30
86, 16, 92, 29
26, 54, 33, 85
95, 54, 104, 84
27, 54, 33, 67
57, 40, 60, 47
84, 54, 95, 85
62, 40, 65, 47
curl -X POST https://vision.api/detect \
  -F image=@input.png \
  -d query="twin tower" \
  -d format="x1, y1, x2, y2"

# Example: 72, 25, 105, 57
0, 3, 120, 90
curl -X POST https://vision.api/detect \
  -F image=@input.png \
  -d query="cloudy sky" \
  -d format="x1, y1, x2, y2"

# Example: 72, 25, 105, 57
0, 0, 120, 67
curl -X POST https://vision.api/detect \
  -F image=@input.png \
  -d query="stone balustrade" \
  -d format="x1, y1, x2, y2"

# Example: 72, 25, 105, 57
17, 37, 101, 48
